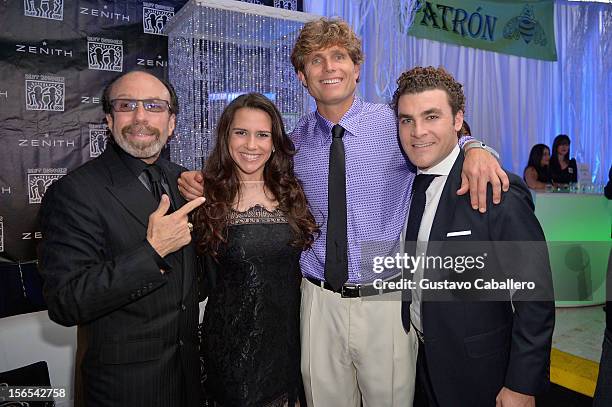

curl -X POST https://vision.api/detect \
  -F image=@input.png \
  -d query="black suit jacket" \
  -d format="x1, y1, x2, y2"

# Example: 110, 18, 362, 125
417, 151, 555, 406
39, 145, 200, 407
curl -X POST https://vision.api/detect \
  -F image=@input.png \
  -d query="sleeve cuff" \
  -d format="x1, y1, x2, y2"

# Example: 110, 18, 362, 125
143, 239, 173, 273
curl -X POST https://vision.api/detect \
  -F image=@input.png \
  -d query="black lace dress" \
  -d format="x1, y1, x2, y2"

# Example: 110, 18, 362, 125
200, 206, 302, 407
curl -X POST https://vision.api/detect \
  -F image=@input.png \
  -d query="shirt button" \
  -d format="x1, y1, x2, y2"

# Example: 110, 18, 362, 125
181, 304, 186, 311
179, 339, 184, 347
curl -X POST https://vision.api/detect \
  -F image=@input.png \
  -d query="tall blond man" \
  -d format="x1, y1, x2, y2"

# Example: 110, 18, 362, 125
290, 19, 509, 406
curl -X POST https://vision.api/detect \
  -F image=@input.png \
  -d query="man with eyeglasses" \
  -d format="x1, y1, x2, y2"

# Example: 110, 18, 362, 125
38, 70, 205, 407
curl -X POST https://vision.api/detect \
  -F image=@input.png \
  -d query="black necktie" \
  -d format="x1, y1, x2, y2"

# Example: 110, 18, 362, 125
325, 124, 348, 291
401, 173, 439, 331
143, 164, 165, 202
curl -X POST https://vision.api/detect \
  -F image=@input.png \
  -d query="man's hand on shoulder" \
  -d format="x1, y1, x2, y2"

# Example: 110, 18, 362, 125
147, 195, 205, 261
496, 387, 535, 407
458, 146, 509, 213
178, 171, 204, 201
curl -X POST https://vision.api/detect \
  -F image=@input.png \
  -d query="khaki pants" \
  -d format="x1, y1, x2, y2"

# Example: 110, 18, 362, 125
300, 279, 418, 407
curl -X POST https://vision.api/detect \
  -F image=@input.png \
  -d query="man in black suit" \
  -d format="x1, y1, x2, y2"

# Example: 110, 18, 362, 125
393, 67, 554, 406
39, 70, 205, 407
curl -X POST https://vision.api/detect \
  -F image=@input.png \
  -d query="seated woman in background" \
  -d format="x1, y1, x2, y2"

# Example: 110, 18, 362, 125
523, 143, 551, 190
550, 134, 577, 185
194, 93, 318, 407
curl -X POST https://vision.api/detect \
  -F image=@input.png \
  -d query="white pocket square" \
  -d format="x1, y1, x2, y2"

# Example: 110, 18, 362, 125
446, 230, 471, 237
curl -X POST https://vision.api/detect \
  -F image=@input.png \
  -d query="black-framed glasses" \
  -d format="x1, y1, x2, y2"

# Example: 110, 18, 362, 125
110, 99, 171, 113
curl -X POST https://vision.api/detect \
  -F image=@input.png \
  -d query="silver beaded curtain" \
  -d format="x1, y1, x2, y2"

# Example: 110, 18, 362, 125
166, 0, 317, 170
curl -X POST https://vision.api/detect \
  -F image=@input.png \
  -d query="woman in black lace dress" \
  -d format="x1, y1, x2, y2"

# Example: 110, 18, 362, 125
193, 93, 318, 406
550, 134, 577, 185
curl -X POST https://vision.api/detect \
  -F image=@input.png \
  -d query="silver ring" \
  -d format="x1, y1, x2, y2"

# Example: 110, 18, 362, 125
187, 222, 194, 232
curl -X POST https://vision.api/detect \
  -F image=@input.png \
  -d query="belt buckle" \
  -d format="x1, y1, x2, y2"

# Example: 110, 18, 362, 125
341, 284, 360, 298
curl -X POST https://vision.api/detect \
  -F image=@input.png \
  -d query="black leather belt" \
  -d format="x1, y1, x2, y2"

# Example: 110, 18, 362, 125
305, 276, 402, 298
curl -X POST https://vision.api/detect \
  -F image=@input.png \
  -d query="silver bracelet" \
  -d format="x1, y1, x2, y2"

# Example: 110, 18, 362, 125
463, 141, 500, 160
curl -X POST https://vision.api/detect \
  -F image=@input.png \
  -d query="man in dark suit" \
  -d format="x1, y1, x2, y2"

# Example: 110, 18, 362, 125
393, 67, 555, 406
38, 70, 205, 407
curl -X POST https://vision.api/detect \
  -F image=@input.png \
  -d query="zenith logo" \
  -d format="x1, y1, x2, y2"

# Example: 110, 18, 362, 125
19, 133, 75, 148
16, 41, 73, 57
80, 5, 130, 22
137, 56, 168, 68
22, 232, 43, 240
81, 96, 101, 104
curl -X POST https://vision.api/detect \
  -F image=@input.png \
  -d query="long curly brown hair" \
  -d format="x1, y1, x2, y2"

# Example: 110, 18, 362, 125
193, 93, 319, 258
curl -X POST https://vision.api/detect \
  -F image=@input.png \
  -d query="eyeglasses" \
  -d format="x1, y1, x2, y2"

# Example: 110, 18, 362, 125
110, 99, 171, 113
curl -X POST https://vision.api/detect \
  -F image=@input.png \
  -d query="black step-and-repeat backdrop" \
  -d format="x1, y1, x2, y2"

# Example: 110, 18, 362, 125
0, 0, 303, 318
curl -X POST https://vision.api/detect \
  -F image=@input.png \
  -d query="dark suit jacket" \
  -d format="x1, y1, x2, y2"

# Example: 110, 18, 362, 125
38, 145, 200, 407
418, 151, 555, 406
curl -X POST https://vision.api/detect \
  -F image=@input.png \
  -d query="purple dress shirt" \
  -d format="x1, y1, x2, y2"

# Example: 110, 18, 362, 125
291, 97, 470, 284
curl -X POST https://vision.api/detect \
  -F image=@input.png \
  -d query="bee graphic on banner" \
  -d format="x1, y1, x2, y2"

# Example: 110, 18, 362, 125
503, 5, 547, 46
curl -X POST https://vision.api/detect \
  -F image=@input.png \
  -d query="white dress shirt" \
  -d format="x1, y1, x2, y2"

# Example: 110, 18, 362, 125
402, 144, 460, 333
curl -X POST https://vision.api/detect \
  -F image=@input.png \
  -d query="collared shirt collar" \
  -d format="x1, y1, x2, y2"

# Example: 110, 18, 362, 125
111, 140, 159, 178
417, 144, 460, 176
314, 96, 364, 143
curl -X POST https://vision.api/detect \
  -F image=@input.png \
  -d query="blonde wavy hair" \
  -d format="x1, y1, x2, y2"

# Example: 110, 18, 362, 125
291, 18, 364, 75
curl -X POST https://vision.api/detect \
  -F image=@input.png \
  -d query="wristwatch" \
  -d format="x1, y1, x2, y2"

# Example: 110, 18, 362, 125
463, 141, 500, 160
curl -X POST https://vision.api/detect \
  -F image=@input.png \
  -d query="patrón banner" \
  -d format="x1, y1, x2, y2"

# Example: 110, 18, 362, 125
407, 0, 557, 61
